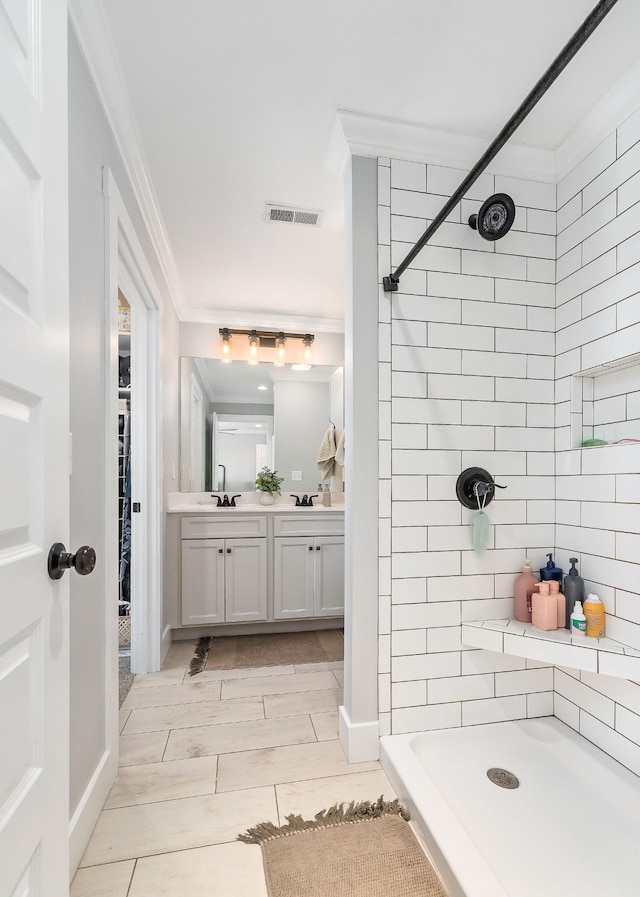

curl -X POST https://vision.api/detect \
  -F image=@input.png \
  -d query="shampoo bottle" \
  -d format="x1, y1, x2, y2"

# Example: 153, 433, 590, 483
570, 600, 587, 637
532, 582, 558, 631
540, 552, 563, 583
583, 592, 605, 638
549, 580, 566, 628
514, 559, 537, 623
564, 558, 585, 629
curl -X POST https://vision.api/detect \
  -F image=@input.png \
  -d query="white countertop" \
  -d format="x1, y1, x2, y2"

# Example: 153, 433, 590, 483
166, 491, 345, 514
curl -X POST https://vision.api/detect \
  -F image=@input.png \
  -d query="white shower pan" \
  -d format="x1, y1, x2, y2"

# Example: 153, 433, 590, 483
380, 717, 640, 897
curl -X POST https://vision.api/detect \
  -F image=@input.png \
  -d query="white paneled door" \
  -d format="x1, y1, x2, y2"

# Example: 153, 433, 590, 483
0, 2, 71, 895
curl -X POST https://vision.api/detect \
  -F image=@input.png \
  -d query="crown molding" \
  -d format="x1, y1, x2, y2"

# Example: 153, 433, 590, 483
324, 109, 557, 183
555, 59, 640, 182
326, 62, 640, 190
68, 0, 185, 319
179, 306, 345, 334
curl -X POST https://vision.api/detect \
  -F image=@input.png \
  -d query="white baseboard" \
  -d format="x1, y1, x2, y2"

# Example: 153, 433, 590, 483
69, 749, 115, 879
338, 705, 379, 763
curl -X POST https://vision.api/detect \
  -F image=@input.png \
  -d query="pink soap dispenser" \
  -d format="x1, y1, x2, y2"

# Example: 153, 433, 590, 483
532, 582, 558, 631
514, 558, 537, 622
549, 580, 566, 628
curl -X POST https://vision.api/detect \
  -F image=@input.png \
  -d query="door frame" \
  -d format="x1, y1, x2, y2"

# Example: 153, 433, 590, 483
104, 168, 165, 698
189, 372, 205, 491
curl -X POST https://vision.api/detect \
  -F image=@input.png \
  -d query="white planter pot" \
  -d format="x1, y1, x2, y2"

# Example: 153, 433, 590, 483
258, 492, 275, 506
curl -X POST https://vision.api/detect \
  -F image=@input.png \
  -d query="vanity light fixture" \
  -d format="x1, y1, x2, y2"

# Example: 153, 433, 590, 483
220, 327, 231, 358
217, 328, 315, 366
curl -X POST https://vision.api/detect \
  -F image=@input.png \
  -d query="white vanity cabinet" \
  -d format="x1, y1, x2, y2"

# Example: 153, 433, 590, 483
180, 516, 267, 626
273, 515, 344, 619
167, 507, 344, 632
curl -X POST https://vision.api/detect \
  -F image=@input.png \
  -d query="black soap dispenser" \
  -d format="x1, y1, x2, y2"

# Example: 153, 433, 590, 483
540, 553, 563, 583
563, 558, 585, 630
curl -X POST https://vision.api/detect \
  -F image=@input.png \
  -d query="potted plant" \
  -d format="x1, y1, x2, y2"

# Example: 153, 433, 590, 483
255, 466, 284, 505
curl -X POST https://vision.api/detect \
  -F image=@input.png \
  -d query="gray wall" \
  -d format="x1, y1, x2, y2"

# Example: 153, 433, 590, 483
273, 380, 330, 492
341, 156, 380, 760
68, 27, 179, 818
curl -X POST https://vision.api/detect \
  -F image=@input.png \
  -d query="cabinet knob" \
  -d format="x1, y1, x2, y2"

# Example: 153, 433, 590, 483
218, 548, 223, 554
308, 545, 313, 551
316, 545, 321, 550
227, 548, 231, 554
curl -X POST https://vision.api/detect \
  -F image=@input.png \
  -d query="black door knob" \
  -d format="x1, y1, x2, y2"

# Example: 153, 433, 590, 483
48, 543, 97, 580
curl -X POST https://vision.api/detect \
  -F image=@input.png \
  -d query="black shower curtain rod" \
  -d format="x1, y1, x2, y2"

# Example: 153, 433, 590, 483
382, 0, 620, 292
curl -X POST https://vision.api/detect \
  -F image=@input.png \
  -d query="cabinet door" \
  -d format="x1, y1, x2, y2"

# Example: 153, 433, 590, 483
225, 538, 267, 622
274, 537, 315, 618
314, 536, 345, 616
181, 539, 225, 625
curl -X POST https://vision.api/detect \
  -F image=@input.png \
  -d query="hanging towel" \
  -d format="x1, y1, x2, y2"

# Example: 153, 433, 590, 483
335, 429, 345, 466
316, 426, 337, 482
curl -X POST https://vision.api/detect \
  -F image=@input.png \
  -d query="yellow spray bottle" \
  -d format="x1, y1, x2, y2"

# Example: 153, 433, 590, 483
583, 592, 605, 638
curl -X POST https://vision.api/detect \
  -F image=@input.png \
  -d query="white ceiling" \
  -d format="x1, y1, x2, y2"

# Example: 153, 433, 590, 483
96, 0, 640, 326
194, 359, 338, 405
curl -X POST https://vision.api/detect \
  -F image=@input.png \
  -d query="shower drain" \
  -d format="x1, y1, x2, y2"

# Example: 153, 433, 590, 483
486, 767, 520, 789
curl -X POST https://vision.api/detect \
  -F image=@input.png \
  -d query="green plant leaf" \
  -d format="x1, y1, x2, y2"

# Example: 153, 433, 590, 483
255, 466, 284, 494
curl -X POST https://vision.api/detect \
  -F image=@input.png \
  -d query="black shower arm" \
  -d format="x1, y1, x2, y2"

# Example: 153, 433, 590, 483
383, 0, 620, 292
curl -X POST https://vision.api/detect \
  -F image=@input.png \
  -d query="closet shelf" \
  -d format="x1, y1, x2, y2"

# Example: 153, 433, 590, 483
462, 619, 640, 681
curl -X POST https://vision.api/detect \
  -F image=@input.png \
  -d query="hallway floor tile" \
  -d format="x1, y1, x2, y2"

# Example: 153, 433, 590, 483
71, 646, 394, 897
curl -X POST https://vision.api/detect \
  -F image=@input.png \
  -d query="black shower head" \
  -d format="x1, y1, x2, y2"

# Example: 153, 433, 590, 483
468, 193, 515, 241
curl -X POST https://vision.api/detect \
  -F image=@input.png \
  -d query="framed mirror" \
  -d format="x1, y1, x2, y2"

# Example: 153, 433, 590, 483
179, 358, 343, 494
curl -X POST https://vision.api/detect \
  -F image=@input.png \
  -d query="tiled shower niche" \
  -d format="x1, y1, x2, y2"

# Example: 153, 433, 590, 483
571, 353, 640, 448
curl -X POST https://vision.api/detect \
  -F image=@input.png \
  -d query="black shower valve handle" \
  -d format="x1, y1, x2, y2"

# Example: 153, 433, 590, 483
473, 480, 507, 497
456, 466, 508, 510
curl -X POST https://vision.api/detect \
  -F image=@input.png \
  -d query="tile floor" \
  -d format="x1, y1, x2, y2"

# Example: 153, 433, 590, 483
71, 641, 396, 896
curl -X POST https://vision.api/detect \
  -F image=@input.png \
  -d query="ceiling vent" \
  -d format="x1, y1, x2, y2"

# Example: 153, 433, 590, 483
265, 204, 322, 227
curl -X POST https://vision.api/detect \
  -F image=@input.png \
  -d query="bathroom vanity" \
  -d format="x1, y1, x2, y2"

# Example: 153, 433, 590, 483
166, 495, 344, 637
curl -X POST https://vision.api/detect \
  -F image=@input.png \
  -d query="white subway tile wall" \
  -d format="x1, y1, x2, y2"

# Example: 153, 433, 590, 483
377, 101, 640, 772
553, 103, 640, 773
379, 157, 556, 737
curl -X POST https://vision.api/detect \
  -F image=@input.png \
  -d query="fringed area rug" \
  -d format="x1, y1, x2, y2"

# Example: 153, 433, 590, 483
189, 629, 343, 676
238, 798, 449, 897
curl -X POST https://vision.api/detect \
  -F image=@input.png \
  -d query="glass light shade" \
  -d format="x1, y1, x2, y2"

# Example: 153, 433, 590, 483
220, 328, 231, 356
